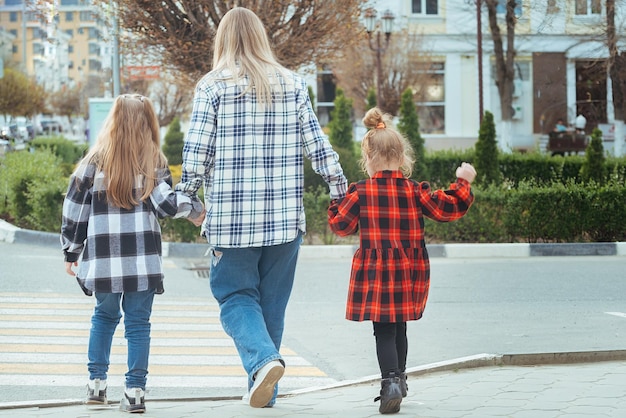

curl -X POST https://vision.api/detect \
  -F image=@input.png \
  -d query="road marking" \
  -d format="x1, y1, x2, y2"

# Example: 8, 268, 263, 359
0, 292, 336, 393
605, 311, 626, 318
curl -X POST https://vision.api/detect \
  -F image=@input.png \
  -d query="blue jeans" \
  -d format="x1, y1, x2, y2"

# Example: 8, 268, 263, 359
209, 233, 302, 404
87, 289, 155, 390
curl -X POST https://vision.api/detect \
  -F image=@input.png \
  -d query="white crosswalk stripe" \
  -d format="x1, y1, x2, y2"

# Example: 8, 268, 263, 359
0, 292, 336, 393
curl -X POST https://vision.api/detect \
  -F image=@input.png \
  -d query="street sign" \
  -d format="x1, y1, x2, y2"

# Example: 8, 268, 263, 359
125, 66, 160, 80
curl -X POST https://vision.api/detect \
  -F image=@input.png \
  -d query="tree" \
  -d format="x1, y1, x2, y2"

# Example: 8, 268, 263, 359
0, 68, 46, 117
397, 88, 427, 180
101, 0, 368, 80
580, 128, 607, 184
162, 117, 185, 165
474, 110, 501, 185
49, 86, 82, 118
328, 88, 360, 183
484, 0, 518, 151
366, 88, 377, 111
148, 73, 194, 127
332, 29, 434, 116
605, 0, 626, 155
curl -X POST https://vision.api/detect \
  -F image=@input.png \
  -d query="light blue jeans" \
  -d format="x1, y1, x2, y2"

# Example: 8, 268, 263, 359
209, 233, 302, 405
87, 289, 155, 390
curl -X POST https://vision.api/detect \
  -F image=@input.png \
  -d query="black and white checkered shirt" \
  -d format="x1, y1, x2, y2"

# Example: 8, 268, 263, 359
61, 163, 202, 295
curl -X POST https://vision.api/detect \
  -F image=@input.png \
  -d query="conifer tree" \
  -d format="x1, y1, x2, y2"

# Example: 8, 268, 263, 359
366, 88, 377, 111
162, 117, 184, 165
397, 88, 428, 180
328, 88, 360, 183
474, 110, 501, 185
580, 128, 607, 183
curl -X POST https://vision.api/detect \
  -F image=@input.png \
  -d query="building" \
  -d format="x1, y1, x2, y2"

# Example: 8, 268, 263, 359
317, 0, 625, 155
0, 0, 112, 92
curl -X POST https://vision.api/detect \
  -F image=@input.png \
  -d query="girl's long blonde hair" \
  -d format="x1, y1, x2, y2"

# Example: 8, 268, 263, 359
79, 94, 167, 209
361, 107, 415, 178
212, 7, 289, 103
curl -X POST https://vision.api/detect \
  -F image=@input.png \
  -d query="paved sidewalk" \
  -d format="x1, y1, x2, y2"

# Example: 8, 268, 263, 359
2, 354, 625, 417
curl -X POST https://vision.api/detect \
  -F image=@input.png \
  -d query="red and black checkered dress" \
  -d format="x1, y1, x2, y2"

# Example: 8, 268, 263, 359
328, 170, 474, 323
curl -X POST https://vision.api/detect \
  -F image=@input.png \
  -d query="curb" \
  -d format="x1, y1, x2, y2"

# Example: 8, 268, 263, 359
2, 220, 626, 259
2, 349, 626, 410
288, 349, 626, 395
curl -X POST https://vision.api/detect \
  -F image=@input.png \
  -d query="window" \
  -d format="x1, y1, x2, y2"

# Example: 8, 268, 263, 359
412, 0, 438, 15
66, 29, 73, 36
575, 0, 601, 15
89, 59, 102, 71
316, 68, 336, 126
88, 28, 99, 39
80, 11, 93, 21
32, 43, 44, 55
88, 43, 100, 55
61, 0, 80, 5
496, 0, 523, 16
5, 0, 22, 6
416, 63, 445, 134
66, 12, 73, 22
9, 12, 18, 22
9, 29, 17, 36
68, 45, 74, 53
78, 28, 84, 35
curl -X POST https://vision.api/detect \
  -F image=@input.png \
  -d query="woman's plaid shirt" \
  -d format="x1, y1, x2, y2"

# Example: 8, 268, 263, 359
328, 170, 474, 322
176, 69, 347, 248
61, 163, 203, 295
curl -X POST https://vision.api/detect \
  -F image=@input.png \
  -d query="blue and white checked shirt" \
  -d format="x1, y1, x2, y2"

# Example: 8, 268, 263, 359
61, 163, 203, 295
177, 69, 347, 247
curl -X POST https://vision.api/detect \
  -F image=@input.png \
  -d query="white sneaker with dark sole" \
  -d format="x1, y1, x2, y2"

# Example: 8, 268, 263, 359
248, 360, 284, 408
85, 378, 107, 405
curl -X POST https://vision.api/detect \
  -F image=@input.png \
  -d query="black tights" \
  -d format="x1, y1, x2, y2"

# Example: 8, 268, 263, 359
372, 321, 407, 379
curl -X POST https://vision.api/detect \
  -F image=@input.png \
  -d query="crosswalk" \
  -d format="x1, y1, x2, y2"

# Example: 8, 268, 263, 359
0, 291, 336, 397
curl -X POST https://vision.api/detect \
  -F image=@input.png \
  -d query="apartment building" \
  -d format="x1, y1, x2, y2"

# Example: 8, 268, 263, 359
0, 0, 111, 92
336, 0, 624, 153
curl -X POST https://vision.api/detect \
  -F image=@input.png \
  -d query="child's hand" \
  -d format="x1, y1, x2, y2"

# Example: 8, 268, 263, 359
456, 162, 477, 183
65, 261, 77, 276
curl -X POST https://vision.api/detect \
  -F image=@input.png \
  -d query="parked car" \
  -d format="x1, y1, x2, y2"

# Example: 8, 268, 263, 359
39, 119, 63, 136
16, 117, 35, 141
0, 116, 18, 142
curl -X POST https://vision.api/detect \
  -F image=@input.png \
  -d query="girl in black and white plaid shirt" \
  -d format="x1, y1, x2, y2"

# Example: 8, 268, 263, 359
61, 94, 204, 412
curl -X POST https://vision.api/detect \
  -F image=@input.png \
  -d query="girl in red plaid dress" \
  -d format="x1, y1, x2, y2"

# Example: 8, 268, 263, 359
328, 107, 476, 414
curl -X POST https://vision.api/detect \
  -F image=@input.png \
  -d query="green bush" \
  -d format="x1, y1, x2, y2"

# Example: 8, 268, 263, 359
0, 149, 67, 232
30, 137, 87, 176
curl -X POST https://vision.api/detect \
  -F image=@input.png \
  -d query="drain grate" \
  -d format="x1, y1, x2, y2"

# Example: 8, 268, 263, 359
188, 263, 211, 279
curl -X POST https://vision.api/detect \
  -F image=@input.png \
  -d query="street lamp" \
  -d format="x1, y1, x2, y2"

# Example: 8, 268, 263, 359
364, 8, 395, 112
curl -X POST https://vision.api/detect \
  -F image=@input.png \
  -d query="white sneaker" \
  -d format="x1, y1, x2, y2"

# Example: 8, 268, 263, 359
121, 387, 145, 413
86, 378, 107, 404
248, 360, 284, 408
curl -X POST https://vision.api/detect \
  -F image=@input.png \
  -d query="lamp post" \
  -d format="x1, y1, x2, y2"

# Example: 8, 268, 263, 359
364, 8, 395, 112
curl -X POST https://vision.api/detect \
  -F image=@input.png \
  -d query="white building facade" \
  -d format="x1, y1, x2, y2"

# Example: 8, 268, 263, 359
318, 0, 626, 154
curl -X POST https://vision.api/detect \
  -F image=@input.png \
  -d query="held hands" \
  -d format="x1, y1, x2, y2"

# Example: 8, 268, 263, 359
456, 162, 477, 184
188, 206, 206, 227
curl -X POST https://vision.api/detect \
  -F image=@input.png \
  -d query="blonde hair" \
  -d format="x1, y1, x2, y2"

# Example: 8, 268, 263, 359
361, 107, 415, 178
212, 7, 289, 103
79, 94, 167, 209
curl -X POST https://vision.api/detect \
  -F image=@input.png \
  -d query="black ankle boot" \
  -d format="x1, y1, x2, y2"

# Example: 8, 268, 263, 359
374, 372, 402, 414
399, 372, 408, 397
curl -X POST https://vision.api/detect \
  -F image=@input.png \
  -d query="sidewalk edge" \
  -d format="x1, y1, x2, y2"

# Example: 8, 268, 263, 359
1, 349, 625, 410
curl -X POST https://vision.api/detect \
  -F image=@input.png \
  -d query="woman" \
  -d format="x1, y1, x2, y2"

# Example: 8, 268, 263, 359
176, 7, 347, 408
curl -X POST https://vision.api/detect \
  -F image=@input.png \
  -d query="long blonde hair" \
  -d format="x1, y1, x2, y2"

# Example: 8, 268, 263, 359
79, 94, 167, 209
212, 7, 289, 103
361, 107, 415, 178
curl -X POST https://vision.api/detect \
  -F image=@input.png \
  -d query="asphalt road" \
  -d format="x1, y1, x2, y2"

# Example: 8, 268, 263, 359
1, 241, 625, 403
